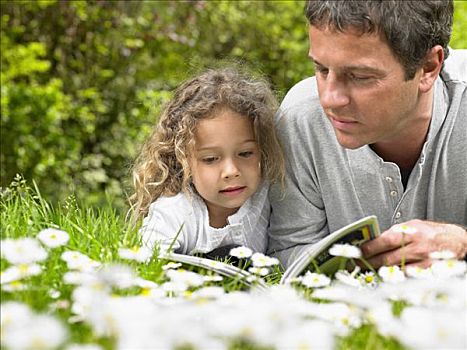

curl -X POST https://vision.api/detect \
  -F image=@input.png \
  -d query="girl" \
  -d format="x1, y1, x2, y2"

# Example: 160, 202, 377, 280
131, 67, 284, 256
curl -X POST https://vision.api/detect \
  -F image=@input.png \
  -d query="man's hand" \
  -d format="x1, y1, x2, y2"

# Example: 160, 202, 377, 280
360, 219, 467, 269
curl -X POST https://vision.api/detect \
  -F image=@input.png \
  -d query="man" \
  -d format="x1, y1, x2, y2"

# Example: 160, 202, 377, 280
268, 0, 467, 269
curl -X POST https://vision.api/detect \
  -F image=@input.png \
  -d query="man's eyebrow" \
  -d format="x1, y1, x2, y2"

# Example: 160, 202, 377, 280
308, 54, 319, 63
308, 55, 385, 74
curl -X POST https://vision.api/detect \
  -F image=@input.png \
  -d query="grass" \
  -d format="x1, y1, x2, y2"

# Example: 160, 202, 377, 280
0, 176, 454, 349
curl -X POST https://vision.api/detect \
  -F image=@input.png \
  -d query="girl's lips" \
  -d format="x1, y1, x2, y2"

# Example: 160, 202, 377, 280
219, 186, 246, 195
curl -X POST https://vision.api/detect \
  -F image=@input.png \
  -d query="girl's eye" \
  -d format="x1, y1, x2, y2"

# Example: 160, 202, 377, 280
201, 156, 218, 164
239, 151, 254, 158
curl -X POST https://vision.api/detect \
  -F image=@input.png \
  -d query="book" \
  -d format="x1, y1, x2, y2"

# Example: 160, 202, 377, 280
159, 251, 269, 291
280, 215, 380, 284
159, 215, 380, 289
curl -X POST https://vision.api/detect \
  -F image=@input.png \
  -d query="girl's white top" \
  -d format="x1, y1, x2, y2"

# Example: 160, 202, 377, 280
139, 182, 269, 255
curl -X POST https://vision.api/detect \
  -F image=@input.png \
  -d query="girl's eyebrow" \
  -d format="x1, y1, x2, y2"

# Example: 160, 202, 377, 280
196, 139, 257, 151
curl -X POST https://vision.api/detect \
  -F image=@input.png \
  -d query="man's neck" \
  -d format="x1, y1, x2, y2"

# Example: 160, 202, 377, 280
370, 91, 433, 170
370, 137, 426, 170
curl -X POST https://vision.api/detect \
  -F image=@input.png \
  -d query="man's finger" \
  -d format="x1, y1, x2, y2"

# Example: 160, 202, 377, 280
365, 244, 429, 269
404, 260, 433, 270
361, 231, 413, 259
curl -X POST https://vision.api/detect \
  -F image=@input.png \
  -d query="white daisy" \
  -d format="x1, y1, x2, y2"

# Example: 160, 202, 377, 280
202, 275, 224, 282
118, 246, 153, 263
166, 269, 204, 287
160, 281, 189, 294
300, 271, 331, 288
273, 320, 335, 350
367, 302, 404, 339
405, 266, 434, 279
97, 264, 138, 289
251, 253, 279, 267
162, 262, 182, 270
191, 286, 225, 299
329, 243, 362, 259
1, 281, 27, 292
63, 271, 98, 285
1, 301, 34, 334
248, 267, 270, 276
246, 275, 260, 283
309, 302, 362, 336
431, 259, 466, 278
335, 270, 361, 288
229, 246, 253, 259
358, 271, 379, 288
134, 277, 158, 289
65, 344, 103, 350
140, 287, 165, 299
0, 264, 42, 284
400, 307, 466, 349
2, 314, 68, 350
429, 250, 456, 260
37, 228, 69, 248
378, 265, 406, 283
392, 224, 417, 234
1, 238, 48, 265
61, 250, 101, 271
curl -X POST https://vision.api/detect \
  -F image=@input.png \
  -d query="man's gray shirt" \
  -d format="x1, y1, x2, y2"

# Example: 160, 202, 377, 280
268, 50, 467, 268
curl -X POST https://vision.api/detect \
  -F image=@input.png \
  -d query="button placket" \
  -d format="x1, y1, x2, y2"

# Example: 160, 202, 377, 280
384, 174, 400, 208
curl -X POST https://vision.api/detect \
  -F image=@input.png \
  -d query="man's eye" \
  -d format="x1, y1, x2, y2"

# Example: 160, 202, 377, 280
315, 66, 329, 76
349, 73, 372, 82
239, 151, 254, 158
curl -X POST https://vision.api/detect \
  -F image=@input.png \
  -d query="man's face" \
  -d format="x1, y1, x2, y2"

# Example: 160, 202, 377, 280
308, 25, 425, 150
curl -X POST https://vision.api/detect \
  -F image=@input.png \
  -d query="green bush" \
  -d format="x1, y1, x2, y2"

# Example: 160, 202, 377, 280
1, 1, 465, 210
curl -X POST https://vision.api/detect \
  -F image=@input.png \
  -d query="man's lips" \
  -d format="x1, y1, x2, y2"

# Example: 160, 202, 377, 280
329, 116, 358, 130
219, 186, 246, 195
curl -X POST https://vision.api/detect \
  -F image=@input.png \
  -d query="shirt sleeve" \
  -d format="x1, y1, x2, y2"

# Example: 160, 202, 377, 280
267, 85, 331, 268
268, 154, 329, 268
139, 198, 187, 254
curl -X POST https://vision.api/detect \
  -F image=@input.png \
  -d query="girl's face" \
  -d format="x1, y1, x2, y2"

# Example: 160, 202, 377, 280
190, 109, 261, 227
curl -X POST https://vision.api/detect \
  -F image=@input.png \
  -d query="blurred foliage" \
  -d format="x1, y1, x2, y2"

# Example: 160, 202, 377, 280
452, 0, 467, 48
0, 0, 308, 210
0, 0, 465, 211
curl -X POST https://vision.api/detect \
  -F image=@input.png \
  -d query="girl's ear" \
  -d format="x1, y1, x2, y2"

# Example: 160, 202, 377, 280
419, 45, 444, 93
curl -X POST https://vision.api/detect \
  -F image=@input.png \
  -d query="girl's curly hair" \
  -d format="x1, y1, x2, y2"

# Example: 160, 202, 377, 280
130, 67, 285, 220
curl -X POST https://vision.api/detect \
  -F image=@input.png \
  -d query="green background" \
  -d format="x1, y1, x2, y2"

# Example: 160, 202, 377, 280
1, 0, 466, 210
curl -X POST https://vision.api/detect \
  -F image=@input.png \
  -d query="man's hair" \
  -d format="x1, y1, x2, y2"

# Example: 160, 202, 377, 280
305, 0, 453, 80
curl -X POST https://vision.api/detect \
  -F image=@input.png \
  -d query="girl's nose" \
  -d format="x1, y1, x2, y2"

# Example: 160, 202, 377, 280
222, 159, 240, 179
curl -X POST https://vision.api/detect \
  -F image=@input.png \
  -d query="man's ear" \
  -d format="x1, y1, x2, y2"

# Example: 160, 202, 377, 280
419, 45, 444, 93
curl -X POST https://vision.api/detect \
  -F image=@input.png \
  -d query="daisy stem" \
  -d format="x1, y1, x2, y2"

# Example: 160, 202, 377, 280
339, 256, 346, 271
401, 233, 406, 271
309, 258, 321, 274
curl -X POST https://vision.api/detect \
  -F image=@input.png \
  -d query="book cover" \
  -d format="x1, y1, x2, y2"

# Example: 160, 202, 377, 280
280, 215, 380, 284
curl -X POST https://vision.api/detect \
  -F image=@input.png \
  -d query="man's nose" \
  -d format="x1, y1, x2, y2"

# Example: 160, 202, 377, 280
319, 73, 350, 110
222, 159, 240, 179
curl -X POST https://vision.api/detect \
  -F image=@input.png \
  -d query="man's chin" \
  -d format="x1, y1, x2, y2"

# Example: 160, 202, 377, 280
335, 136, 367, 150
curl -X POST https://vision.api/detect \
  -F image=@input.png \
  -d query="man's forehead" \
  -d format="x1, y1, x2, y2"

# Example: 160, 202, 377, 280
308, 25, 394, 67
